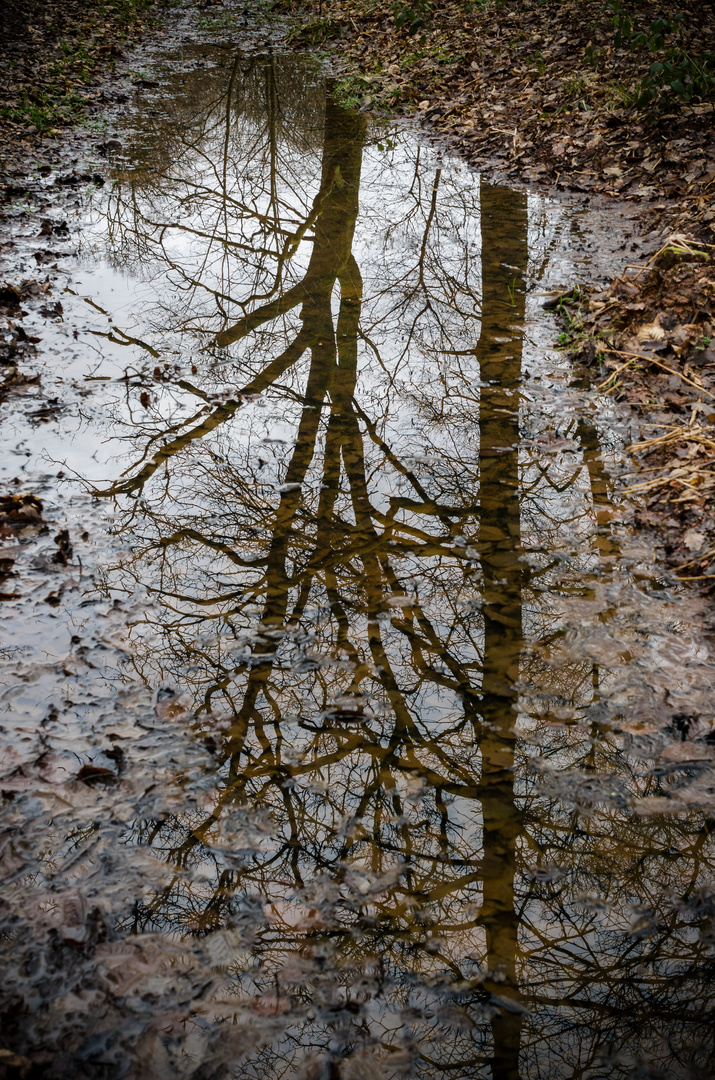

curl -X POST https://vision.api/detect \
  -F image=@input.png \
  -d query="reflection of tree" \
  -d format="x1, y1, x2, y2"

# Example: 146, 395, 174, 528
215, 94, 363, 350
476, 181, 528, 1080
86, 54, 715, 1080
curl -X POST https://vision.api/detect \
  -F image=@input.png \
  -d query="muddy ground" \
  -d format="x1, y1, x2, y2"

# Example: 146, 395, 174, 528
2, 0, 715, 587
0, 0, 156, 144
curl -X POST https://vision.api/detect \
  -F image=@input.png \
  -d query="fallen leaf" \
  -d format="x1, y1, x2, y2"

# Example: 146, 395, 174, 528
155, 688, 193, 722
77, 763, 116, 784
683, 528, 707, 552
637, 323, 666, 343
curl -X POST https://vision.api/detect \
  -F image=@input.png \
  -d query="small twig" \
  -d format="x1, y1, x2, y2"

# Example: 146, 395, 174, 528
621, 463, 704, 494
627, 234, 713, 281
672, 479, 715, 502
592, 300, 621, 316
627, 424, 715, 453
606, 348, 715, 399
675, 545, 715, 572
596, 354, 638, 391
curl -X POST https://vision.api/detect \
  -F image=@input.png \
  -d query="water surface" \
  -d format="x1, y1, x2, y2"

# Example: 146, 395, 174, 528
0, 46, 714, 1080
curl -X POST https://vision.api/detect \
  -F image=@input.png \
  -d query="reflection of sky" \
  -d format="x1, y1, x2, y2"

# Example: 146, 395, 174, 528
1, 50, 713, 1080
61, 59, 704, 744
80, 114, 582, 505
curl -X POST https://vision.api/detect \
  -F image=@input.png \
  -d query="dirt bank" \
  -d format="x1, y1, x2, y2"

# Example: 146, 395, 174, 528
557, 237, 715, 585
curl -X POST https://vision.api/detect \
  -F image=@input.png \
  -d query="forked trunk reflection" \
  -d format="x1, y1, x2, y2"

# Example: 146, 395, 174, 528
1, 47, 711, 1080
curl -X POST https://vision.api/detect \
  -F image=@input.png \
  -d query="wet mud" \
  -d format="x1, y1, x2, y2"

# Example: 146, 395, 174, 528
0, 40, 714, 1080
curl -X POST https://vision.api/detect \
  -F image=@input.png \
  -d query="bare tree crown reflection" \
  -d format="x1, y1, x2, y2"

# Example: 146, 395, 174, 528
71, 49, 715, 1080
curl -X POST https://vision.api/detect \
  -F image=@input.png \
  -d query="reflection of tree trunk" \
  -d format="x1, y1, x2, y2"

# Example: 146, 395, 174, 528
100, 101, 365, 502
574, 416, 618, 750
216, 99, 365, 346
576, 417, 610, 510
219, 102, 365, 760
476, 181, 528, 1080
131, 100, 369, 899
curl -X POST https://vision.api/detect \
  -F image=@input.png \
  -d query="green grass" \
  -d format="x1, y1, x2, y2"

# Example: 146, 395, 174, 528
0, 90, 86, 132
0, 0, 156, 134
286, 15, 343, 45
331, 73, 372, 110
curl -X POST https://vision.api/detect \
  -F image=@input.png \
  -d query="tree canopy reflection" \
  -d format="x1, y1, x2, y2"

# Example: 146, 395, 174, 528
85, 50, 715, 1080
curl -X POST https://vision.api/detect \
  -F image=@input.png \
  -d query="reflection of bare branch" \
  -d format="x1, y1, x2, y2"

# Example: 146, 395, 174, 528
71, 56, 715, 1080
95, 330, 312, 497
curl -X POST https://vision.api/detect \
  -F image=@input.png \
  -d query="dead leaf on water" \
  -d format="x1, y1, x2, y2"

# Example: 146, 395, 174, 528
155, 688, 193, 722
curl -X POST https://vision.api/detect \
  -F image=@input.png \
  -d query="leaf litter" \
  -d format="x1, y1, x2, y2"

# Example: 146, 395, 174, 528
558, 234, 715, 584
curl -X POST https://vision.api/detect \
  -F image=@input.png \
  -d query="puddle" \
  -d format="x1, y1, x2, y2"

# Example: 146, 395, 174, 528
1, 46, 714, 1080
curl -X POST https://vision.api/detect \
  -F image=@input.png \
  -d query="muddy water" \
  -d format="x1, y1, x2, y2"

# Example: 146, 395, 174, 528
1, 46, 714, 1080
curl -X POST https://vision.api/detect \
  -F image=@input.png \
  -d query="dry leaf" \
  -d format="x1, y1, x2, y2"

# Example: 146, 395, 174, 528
637, 323, 666, 342
683, 528, 706, 552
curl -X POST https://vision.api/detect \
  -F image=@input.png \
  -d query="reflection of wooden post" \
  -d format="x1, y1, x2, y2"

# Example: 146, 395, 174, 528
476, 181, 528, 1080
